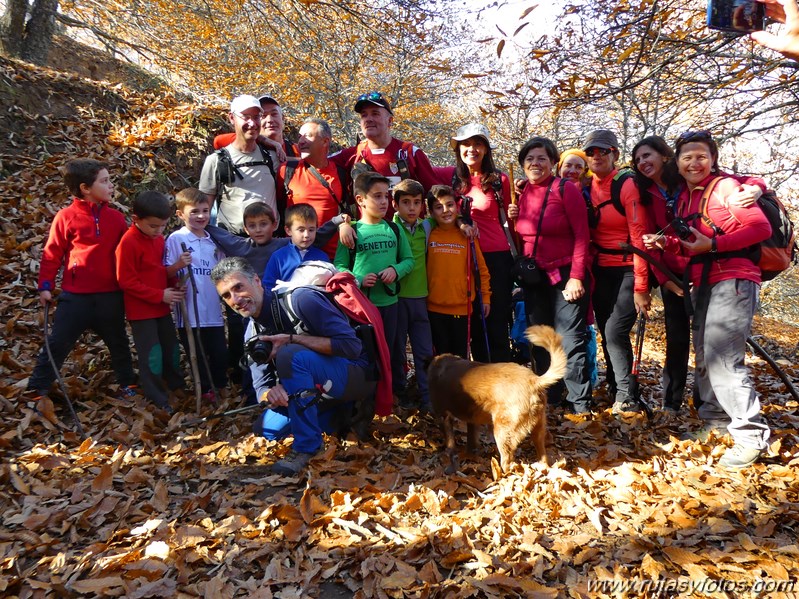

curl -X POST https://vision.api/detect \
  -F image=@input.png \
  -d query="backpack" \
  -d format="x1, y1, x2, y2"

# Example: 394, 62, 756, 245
583, 168, 635, 229
691, 177, 798, 281
215, 142, 276, 188
272, 274, 392, 417
283, 159, 356, 218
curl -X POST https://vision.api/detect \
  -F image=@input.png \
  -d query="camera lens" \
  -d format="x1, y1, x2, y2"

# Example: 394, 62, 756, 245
246, 338, 273, 365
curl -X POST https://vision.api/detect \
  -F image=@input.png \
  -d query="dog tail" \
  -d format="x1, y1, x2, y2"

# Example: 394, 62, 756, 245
525, 325, 567, 389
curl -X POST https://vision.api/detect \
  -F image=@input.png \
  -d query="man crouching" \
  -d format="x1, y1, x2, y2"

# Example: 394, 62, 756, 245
211, 258, 374, 476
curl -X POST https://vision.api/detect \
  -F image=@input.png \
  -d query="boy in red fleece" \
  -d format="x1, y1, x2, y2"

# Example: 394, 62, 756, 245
27, 159, 137, 399
116, 191, 190, 413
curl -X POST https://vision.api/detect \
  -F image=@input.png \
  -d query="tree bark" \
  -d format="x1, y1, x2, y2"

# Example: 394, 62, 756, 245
21, 0, 58, 65
0, 0, 28, 57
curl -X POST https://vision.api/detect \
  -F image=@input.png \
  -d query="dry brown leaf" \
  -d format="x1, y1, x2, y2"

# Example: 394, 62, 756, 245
69, 576, 126, 593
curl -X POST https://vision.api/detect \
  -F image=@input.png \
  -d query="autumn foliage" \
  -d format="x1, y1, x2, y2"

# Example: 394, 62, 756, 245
2, 44, 799, 598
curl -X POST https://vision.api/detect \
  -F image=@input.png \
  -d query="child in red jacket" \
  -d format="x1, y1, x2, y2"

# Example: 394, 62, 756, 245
27, 159, 137, 400
116, 191, 190, 413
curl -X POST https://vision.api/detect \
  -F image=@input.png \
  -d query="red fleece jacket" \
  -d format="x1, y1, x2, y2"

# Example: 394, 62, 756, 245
38, 198, 127, 294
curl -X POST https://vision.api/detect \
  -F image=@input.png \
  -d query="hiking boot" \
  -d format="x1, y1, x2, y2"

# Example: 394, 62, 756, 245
612, 399, 642, 414
718, 444, 762, 469
271, 450, 315, 476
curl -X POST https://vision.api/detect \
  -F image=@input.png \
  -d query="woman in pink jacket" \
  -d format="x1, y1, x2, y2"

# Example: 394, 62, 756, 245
508, 137, 592, 413
644, 130, 771, 468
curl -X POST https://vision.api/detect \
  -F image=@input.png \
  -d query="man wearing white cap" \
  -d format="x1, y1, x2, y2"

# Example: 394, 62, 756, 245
199, 95, 278, 235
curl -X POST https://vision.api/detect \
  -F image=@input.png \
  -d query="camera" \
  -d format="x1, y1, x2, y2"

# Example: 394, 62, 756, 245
244, 337, 273, 365
671, 217, 693, 240
707, 0, 765, 34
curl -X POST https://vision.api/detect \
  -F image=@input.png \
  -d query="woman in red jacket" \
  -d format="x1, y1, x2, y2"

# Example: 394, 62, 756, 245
583, 129, 653, 414
440, 123, 514, 363
632, 136, 686, 413
507, 137, 592, 413
644, 130, 771, 468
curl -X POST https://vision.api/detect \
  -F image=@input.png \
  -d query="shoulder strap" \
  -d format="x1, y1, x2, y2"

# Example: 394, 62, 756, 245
386, 219, 402, 261
256, 143, 277, 181
610, 169, 634, 216
698, 177, 724, 229
307, 163, 349, 214
283, 158, 301, 197
422, 219, 433, 248
530, 179, 556, 260
491, 174, 519, 259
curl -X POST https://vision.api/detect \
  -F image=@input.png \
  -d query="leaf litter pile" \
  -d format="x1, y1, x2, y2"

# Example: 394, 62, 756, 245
2, 53, 799, 598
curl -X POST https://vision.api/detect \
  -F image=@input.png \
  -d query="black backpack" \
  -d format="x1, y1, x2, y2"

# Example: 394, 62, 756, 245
215, 142, 276, 188
583, 168, 634, 229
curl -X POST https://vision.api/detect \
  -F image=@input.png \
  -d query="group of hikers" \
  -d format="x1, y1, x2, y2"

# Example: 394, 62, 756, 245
26, 0, 798, 474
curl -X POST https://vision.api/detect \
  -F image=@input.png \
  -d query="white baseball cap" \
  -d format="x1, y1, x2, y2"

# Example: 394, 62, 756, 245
230, 95, 262, 115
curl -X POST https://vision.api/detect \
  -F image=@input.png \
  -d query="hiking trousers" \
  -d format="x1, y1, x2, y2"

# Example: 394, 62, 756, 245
693, 278, 769, 450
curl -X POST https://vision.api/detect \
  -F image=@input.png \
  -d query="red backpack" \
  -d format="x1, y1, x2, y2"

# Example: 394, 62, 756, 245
697, 178, 797, 281
325, 272, 393, 416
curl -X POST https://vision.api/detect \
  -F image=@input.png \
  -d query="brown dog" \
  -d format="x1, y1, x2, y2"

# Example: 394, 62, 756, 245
427, 325, 567, 474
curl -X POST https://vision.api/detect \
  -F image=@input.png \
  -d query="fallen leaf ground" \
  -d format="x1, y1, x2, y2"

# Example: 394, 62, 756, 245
2, 49, 799, 599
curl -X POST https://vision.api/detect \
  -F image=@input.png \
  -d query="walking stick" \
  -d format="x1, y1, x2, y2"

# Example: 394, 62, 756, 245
181, 242, 219, 402
466, 240, 473, 360
182, 381, 333, 427
42, 302, 85, 438
178, 297, 202, 415
620, 242, 799, 402
469, 239, 491, 363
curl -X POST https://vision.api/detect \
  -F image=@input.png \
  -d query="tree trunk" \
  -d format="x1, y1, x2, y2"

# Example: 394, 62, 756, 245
0, 0, 28, 57
21, 0, 58, 65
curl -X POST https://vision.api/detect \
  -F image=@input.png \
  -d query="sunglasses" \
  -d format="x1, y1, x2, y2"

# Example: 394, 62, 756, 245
676, 130, 712, 144
357, 91, 385, 102
585, 147, 614, 158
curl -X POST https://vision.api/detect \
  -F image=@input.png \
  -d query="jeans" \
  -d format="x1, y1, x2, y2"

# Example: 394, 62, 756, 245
392, 297, 433, 403
524, 265, 592, 411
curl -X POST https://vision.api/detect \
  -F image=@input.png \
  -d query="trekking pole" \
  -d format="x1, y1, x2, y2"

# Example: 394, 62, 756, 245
469, 239, 491, 363
182, 381, 333, 426
178, 295, 202, 415
42, 302, 85, 438
631, 311, 653, 420
620, 242, 799, 402
180, 242, 220, 402
466, 240, 473, 360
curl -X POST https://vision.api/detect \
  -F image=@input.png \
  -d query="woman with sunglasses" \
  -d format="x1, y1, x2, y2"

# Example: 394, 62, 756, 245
438, 123, 513, 363
506, 137, 592, 413
643, 130, 771, 468
582, 129, 654, 414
